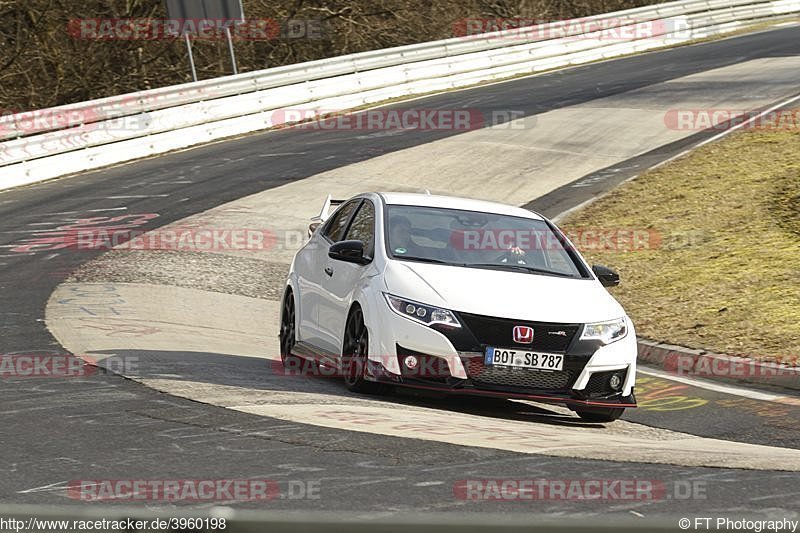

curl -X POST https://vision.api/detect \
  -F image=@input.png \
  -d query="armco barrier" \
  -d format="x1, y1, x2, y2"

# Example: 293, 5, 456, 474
0, 0, 798, 190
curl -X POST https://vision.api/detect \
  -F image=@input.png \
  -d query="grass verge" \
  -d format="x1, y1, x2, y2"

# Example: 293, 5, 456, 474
561, 127, 800, 363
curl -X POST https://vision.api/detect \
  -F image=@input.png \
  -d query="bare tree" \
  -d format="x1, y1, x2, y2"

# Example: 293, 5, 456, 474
0, 0, 660, 110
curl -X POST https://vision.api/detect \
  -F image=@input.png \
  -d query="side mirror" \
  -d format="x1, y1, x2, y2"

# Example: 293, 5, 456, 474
592, 265, 620, 287
308, 222, 321, 238
329, 240, 369, 265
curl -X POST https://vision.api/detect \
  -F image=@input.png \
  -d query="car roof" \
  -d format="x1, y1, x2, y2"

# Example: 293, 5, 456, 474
377, 192, 544, 220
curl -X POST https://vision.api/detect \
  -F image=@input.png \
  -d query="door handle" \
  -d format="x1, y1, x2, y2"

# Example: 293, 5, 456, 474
324, 266, 334, 277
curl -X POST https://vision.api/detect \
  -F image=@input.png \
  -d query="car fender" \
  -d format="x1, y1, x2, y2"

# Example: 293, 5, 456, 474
346, 274, 386, 363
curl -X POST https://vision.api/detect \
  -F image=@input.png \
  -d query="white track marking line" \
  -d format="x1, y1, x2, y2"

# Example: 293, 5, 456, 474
751, 490, 800, 501
102, 195, 169, 199
87, 207, 128, 212
651, 92, 800, 170
639, 367, 794, 403
17, 481, 69, 494
1, 229, 75, 234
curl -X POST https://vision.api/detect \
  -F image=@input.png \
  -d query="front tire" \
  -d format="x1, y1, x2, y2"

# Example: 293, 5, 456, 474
574, 407, 625, 423
342, 306, 386, 394
279, 291, 302, 370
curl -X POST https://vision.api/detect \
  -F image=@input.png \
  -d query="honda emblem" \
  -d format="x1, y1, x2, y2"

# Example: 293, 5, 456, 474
512, 325, 534, 344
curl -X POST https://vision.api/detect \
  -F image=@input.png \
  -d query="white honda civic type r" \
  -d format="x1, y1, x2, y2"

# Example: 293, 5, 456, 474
279, 192, 637, 422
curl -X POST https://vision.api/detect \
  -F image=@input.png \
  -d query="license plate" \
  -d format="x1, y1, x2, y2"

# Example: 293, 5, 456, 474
484, 347, 564, 371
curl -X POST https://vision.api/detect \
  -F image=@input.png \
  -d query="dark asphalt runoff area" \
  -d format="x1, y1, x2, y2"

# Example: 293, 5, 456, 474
1, 25, 800, 517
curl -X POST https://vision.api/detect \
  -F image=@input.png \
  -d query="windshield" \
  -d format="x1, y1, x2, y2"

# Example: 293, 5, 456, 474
385, 205, 588, 278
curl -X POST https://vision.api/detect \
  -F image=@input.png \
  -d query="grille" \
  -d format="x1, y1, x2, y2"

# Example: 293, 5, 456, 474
458, 313, 580, 353
463, 357, 573, 390
584, 370, 627, 398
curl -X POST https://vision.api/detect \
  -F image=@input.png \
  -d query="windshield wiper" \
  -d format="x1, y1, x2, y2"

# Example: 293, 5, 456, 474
466, 263, 574, 277
397, 257, 575, 277
397, 256, 454, 265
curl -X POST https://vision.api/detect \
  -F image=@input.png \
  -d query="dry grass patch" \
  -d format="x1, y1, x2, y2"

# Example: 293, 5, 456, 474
561, 128, 800, 362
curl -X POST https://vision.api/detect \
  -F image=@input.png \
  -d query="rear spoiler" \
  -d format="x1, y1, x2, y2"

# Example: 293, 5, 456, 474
311, 194, 347, 223
308, 195, 347, 237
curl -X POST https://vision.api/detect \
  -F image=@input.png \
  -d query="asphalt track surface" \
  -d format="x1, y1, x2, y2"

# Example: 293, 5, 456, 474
2, 26, 800, 517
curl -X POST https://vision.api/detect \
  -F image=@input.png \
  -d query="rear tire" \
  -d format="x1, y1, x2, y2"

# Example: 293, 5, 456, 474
342, 306, 386, 394
574, 407, 625, 423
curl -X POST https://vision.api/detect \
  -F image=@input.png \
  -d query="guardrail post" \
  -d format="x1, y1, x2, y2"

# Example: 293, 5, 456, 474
185, 33, 199, 82
226, 27, 239, 75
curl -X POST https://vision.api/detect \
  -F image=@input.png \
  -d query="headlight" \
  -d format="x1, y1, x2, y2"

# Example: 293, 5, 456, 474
383, 293, 461, 328
581, 317, 627, 345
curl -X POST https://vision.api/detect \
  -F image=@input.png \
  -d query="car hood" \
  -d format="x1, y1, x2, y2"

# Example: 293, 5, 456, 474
383, 260, 626, 324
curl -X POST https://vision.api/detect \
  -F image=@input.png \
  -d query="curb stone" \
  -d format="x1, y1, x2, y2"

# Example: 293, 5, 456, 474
637, 338, 800, 393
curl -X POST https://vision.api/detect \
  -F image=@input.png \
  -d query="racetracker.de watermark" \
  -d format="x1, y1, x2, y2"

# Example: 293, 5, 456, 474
664, 108, 800, 131
10, 224, 277, 253
270, 108, 528, 131
0, 353, 139, 378
454, 479, 706, 501
273, 354, 453, 379
0, 354, 95, 378
663, 353, 800, 381
67, 18, 326, 40
1, 108, 93, 136
449, 228, 662, 252
67, 479, 320, 501
0, 105, 150, 138
71, 227, 277, 252
452, 16, 698, 41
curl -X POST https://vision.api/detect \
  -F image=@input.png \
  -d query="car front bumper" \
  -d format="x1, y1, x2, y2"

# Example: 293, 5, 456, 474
369, 307, 637, 408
